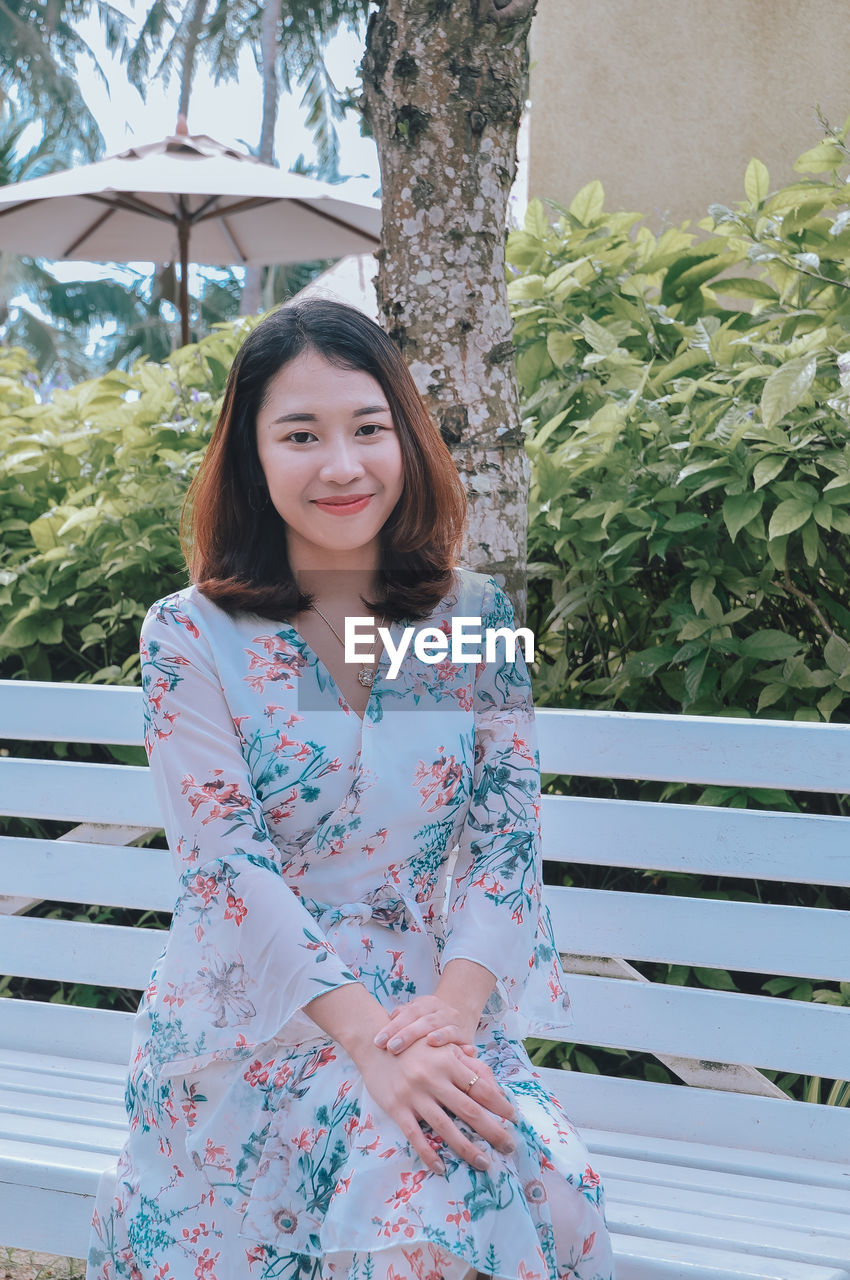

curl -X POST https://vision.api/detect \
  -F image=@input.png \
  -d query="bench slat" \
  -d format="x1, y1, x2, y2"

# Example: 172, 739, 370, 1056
0, 758, 157, 825
0, 1086, 128, 1132
596, 1153, 850, 1215
541, 1069, 850, 1166
0, 679, 143, 745
0, 1000, 134, 1065
549, 885, 850, 979
605, 1173, 850, 1248
0, 915, 164, 989
536, 707, 850, 792
542, 796, 850, 887
5, 925, 849, 1078
0, 836, 177, 912
564, 974, 850, 1088
608, 1230, 850, 1280
609, 1196, 850, 1269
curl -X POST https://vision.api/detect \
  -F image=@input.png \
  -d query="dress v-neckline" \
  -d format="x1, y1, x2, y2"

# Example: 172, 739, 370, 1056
276, 618, 401, 726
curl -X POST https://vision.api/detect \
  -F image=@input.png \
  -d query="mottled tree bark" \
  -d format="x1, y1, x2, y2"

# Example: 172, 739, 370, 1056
359, 0, 537, 615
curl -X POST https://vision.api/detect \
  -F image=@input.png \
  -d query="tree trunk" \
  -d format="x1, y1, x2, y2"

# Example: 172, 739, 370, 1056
179, 0, 208, 121
359, 0, 537, 616
241, 0, 282, 316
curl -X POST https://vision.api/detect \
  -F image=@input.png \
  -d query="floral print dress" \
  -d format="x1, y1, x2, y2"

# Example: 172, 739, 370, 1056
86, 567, 613, 1280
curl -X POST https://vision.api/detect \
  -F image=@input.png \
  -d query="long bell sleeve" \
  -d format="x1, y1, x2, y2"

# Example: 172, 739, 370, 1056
138, 591, 359, 1084
440, 577, 573, 1037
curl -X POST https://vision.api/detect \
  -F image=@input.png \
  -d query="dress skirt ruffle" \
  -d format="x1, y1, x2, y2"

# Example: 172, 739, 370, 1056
87, 1026, 612, 1280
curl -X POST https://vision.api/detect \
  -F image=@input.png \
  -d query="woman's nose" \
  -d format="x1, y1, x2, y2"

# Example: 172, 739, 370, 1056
318, 439, 366, 482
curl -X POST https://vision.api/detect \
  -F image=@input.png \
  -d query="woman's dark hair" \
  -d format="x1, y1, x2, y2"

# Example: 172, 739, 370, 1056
181, 298, 467, 622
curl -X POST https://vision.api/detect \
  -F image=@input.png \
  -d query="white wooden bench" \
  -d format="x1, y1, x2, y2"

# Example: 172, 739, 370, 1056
1, 678, 849, 1279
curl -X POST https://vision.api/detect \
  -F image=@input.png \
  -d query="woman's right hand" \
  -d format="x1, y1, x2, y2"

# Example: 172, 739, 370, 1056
353, 1036, 517, 1175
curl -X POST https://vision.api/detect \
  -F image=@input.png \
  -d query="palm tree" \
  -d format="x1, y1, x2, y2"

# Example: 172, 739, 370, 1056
237, 0, 372, 312
0, 0, 129, 158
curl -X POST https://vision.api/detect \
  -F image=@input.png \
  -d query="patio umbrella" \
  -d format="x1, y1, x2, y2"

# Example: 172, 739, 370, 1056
0, 117, 381, 345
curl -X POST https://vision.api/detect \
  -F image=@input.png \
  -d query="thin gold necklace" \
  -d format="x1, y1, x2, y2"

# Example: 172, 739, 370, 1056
309, 604, 388, 688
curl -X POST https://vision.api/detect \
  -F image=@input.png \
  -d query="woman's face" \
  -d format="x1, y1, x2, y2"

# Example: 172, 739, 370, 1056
255, 347, 405, 569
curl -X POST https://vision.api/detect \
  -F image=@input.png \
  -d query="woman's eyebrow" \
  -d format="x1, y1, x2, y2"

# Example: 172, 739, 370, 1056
272, 404, 392, 423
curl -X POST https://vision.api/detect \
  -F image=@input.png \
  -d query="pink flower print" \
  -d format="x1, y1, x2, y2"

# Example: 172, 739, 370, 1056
244, 1058, 274, 1087
511, 730, 535, 763
517, 1263, 542, 1280
414, 751, 465, 811
344, 1113, 360, 1138
263, 704, 287, 720
202, 1139, 234, 1177
445, 1200, 471, 1226
224, 891, 247, 925
334, 1174, 352, 1195
454, 683, 474, 711
334, 1079, 353, 1107
582, 1163, 601, 1189
273, 1062, 293, 1088
268, 788, 298, 823
189, 873, 219, 906
193, 1248, 220, 1280
246, 1245, 270, 1271
232, 715, 250, 741
292, 1127, 327, 1152
472, 871, 505, 899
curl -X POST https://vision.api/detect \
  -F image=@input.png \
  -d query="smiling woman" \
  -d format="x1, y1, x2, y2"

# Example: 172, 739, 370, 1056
85, 299, 613, 1280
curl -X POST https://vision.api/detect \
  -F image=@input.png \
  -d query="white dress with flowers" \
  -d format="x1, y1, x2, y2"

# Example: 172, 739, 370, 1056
86, 567, 613, 1280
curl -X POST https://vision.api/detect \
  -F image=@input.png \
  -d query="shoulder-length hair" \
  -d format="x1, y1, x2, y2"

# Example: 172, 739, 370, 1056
181, 298, 467, 622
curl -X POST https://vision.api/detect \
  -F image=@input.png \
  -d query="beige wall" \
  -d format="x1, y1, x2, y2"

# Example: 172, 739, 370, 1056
528, 0, 850, 225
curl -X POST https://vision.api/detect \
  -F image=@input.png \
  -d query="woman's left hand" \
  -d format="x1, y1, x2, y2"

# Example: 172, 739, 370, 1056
372, 994, 478, 1054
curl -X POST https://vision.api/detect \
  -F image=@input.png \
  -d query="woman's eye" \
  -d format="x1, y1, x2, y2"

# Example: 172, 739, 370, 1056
283, 424, 388, 444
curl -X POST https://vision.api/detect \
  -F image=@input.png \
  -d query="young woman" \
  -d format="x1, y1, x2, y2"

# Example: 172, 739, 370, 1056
86, 299, 614, 1280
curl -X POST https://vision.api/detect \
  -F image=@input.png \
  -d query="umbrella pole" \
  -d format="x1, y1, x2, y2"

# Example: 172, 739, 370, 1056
178, 218, 190, 346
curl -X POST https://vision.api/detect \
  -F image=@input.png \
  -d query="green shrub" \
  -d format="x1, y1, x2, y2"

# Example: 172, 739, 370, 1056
0, 323, 252, 685
509, 122, 850, 726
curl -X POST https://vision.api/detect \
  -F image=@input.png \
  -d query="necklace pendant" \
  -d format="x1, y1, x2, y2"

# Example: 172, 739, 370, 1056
357, 666, 375, 687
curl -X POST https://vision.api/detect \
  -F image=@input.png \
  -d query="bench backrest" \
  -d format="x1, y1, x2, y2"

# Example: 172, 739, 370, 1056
2, 680, 849, 1166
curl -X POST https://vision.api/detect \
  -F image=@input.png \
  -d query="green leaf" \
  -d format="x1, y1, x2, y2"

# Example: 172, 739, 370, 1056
757, 683, 787, 712
824, 635, 850, 675
694, 967, 738, 991
768, 499, 813, 539
569, 180, 605, 225
691, 576, 716, 614
744, 158, 770, 205
546, 330, 576, 369
715, 277, 779, 301
722, 493, 762, 542
740, 631, 803, 660
752, 456, 787, 489
794, 141, 845, 173
760, 356, 817, 429
664, 512, 707, 532
523, 197, 551, 240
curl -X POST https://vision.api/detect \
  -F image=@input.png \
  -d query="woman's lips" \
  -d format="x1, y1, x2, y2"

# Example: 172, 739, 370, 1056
312, 495, 373, 515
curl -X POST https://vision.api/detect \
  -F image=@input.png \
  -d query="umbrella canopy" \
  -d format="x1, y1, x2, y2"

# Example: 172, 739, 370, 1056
0, 119, 382, 343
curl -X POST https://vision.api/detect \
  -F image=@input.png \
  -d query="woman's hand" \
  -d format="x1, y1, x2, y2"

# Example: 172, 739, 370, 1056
372, 994, 478, 1055
353, 1036, 517, 1175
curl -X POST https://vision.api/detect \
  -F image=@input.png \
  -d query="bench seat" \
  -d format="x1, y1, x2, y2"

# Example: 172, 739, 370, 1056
2, 682, 849, 1278
2, 1031, 849, 1278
